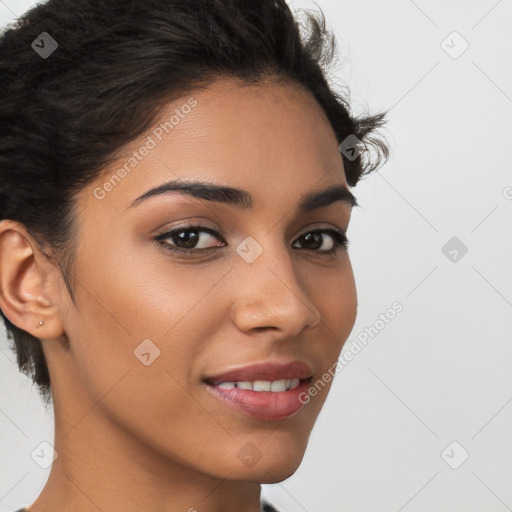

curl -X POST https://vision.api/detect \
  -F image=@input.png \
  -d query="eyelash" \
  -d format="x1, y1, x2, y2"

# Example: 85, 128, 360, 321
154, 224, 349, 256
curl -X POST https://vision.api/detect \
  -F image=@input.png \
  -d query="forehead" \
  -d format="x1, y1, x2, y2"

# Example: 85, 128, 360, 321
83, 77, 347, 213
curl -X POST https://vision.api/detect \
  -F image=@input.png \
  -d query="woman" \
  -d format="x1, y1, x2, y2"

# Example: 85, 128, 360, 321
0, 0, 389, 510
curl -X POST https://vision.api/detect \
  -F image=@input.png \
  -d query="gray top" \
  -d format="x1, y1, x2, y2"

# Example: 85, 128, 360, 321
14, 504, 279, 512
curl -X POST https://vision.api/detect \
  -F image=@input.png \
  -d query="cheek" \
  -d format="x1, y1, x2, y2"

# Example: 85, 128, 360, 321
62, 249, 238, 469
73, 239, 233, 340
64, 243, 232, 402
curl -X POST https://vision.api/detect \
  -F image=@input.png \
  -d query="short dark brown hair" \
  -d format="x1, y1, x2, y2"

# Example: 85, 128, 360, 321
0, 0, 389, 405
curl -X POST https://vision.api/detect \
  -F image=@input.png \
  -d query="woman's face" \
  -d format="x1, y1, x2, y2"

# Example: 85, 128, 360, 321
50, 77, 357, 482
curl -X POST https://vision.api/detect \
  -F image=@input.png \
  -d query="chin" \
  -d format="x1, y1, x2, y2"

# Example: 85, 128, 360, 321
225, 457, 304, 484
257, 459, 303, 483
226, 436, 309, 484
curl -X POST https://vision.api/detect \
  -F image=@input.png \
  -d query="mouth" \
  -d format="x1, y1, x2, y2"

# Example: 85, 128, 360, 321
203, 361, 314, 421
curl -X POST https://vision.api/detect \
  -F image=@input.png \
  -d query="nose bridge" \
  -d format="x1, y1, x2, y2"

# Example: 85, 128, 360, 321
231, 233, 320, 335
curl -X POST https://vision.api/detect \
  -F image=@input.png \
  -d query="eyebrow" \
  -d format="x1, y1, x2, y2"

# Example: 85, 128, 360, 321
128, 179, 358, 211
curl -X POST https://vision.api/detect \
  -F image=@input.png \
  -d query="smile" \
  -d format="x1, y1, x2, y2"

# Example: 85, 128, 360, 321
204, 361, 314, 420
216, 378, 301, 392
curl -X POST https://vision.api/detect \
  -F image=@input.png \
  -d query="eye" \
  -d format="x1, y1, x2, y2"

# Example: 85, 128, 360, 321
154, 224, 226, 254
292, 229, 349, 254
154, 225, 349, 256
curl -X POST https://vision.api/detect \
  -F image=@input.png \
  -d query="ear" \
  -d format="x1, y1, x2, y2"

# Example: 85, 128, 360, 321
0, 220, 65, 340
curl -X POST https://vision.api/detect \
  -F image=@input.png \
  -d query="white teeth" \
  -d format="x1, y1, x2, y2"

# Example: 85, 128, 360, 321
270, 379, 287, 392
289, 378, 300, 390
236, 381, 253, 390
216, 378, 301, 392
253, 380, 271, 392
218, 382, 236, 389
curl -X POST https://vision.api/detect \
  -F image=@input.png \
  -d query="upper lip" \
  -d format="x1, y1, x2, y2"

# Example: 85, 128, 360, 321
204, 360, 313, 385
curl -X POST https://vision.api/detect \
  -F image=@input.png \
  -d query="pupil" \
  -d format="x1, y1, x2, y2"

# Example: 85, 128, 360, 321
302, 232, 322, 250
174, 230, 198, 249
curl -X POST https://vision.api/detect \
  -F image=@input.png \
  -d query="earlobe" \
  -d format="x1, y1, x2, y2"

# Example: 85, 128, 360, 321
0, 220, 64, 339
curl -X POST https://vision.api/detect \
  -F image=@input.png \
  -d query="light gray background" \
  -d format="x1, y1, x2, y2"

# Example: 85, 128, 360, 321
1, 0, 511, 511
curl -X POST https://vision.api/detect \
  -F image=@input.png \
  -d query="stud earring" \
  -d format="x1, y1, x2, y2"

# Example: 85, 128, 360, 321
38, 320, 44, 327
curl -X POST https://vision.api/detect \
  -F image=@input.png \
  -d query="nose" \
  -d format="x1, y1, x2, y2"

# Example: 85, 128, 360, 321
230, 239, 321, 340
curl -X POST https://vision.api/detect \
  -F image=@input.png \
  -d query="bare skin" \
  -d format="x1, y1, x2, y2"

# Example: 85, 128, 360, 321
0, 77, 357, 512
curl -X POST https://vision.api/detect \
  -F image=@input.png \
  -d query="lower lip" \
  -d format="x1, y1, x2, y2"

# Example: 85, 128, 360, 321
205, 379, 311, 420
